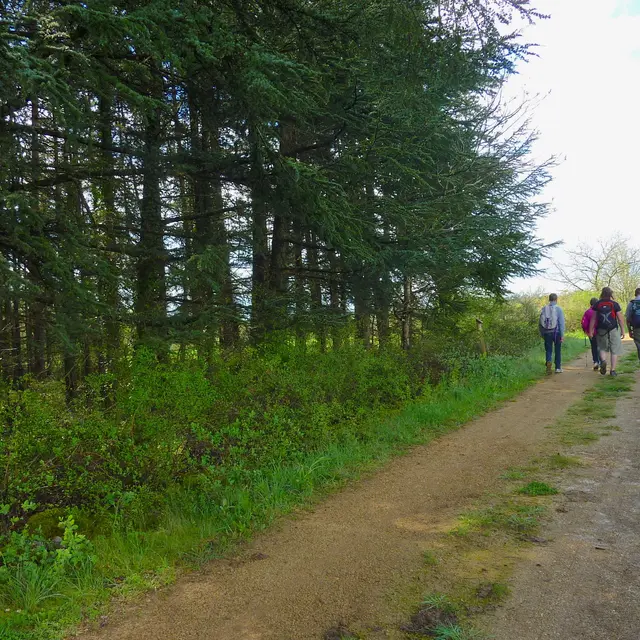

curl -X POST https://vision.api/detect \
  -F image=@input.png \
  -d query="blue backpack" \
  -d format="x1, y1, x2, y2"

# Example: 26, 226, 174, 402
629, 299, 640, 329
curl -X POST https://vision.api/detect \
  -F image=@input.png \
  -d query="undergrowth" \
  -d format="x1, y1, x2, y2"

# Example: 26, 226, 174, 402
0, 337, 587, 639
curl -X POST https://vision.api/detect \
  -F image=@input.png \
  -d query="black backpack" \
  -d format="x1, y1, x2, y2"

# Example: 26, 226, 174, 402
596, 299, 618, 332
629, 299, 640, 329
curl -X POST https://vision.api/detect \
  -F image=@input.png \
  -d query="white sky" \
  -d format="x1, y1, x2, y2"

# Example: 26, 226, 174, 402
506, 0, 640, 293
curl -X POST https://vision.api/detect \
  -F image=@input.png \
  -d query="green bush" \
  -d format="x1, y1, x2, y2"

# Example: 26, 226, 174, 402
0, 305, 558, 540
0, 516, 96, 612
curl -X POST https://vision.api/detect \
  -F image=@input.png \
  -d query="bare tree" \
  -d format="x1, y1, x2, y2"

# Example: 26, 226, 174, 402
553, 234, 640, 302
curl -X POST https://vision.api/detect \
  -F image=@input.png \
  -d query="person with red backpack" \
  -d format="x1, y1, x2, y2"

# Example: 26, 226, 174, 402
625, 287, 640, 361
581, 297, 600, 371
588, 286, 626, 377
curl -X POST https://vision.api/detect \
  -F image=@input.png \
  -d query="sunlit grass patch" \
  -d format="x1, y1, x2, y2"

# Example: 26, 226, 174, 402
516, 482, 558, 496
453, 502, 546, 537
499, 467, 528, 480
546, 453, 583, 469
423, 550, 439, 566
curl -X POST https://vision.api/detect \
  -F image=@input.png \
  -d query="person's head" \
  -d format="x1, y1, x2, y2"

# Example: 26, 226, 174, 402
548, 293, 558, 303
601, 286, 614, 300
590, 297, 598, 308
635, 287, 640, 297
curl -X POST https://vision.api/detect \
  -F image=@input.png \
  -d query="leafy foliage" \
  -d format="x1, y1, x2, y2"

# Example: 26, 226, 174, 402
0, 1, 562, 635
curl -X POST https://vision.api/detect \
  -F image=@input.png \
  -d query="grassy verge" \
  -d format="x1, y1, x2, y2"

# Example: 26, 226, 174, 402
382, 352, 638, 640
0, 338, 588, 640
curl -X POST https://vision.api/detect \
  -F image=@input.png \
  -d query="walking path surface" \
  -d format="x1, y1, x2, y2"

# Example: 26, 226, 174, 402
78, 349, 635, 640
480, 361, 640, 640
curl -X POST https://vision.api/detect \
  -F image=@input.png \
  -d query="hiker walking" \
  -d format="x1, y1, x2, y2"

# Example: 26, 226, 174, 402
588, 286, 626, 377
540, 293, 565, 374
581, 297, 601, 370
625, 287, 640, 361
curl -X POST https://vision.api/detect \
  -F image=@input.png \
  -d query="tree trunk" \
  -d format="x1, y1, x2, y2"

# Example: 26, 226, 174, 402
0, 298, 11, 380
249, 124, 269, 343
83, 336, 92, 378
189, 95, 216, 361
64, 348, 77, 404
28, 99, 45, 378
354, 273, 371, 348
376, 284, 390, 347
98, 95, 121, 370
292, 219, 306, 349
11, 295, 23, 381
401, 274, 412, 350
210, 125, 238, 349
267, 211, 288, 331
267, 123, 296, 333
329, 249, 342, 349
135, 107, 167, 355
375, 223, 391, 346
307, 233, 326, 352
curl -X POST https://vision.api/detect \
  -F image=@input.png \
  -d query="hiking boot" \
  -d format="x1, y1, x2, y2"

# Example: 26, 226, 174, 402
555, 368, 563, 373
593, 363, 600, 371
600, 361, 607, 376
546, 361, 552, 375
610, 370, 618, 377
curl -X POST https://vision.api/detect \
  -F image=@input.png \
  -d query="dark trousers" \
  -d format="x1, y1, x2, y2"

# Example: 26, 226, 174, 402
544, 332, 562, 370
634, 337, 640, 361
589, 336, 600, 364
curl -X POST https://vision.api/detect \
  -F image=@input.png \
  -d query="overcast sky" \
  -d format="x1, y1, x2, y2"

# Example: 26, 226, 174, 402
505, 0, 640, 293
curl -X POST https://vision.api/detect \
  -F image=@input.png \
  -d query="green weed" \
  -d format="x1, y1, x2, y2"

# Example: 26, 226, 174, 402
407, 595, 487, 639
546, 453, 582, 469
475, 581, 510, 603
0, 564, 61, 612
516, 482, 558, 496
422, 593, 457, 614
432, 624, 488, 639
601, 424, 621, 433
499, 468, 527, 480
454, 503, 545, 536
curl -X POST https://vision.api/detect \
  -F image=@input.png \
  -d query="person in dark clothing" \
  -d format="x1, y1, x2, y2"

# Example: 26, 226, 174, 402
581, 297, 600, 370
588, 287, 626, 377
625, 287, 640, 361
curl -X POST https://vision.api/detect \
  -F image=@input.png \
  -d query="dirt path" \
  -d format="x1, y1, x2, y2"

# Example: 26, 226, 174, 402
479, 365, 640, 640
80, 353, 606, 640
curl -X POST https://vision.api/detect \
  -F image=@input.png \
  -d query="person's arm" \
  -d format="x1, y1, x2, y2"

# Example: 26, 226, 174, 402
589, 309, 597, 338
618, 304, 626, 338
626, 302, 634, 338
558, 307, 566, 341
538, 308, 544, 337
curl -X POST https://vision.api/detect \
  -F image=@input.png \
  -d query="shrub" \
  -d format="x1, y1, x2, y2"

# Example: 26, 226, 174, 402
0, 302, 550, 539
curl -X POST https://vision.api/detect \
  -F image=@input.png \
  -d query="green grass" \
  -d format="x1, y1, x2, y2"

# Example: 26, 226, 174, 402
546, 453, 583, 469
0, 338, 588, 639
516, 481, 558, 496
422, 593, 458, 612
405, 594, 490, 639
554, 352, 637, 446
499, 468, 528, 480
454, 503, 546, 537
431, 625, 488, 640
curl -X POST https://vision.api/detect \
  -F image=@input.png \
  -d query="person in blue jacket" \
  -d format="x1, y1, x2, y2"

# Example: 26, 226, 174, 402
539, 293, 565, 374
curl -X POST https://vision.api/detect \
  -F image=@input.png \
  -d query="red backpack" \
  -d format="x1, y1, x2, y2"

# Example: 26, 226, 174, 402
595, 299, 617, 332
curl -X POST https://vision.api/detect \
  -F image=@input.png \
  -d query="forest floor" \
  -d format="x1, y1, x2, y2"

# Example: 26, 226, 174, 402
75, 343, 640, 640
